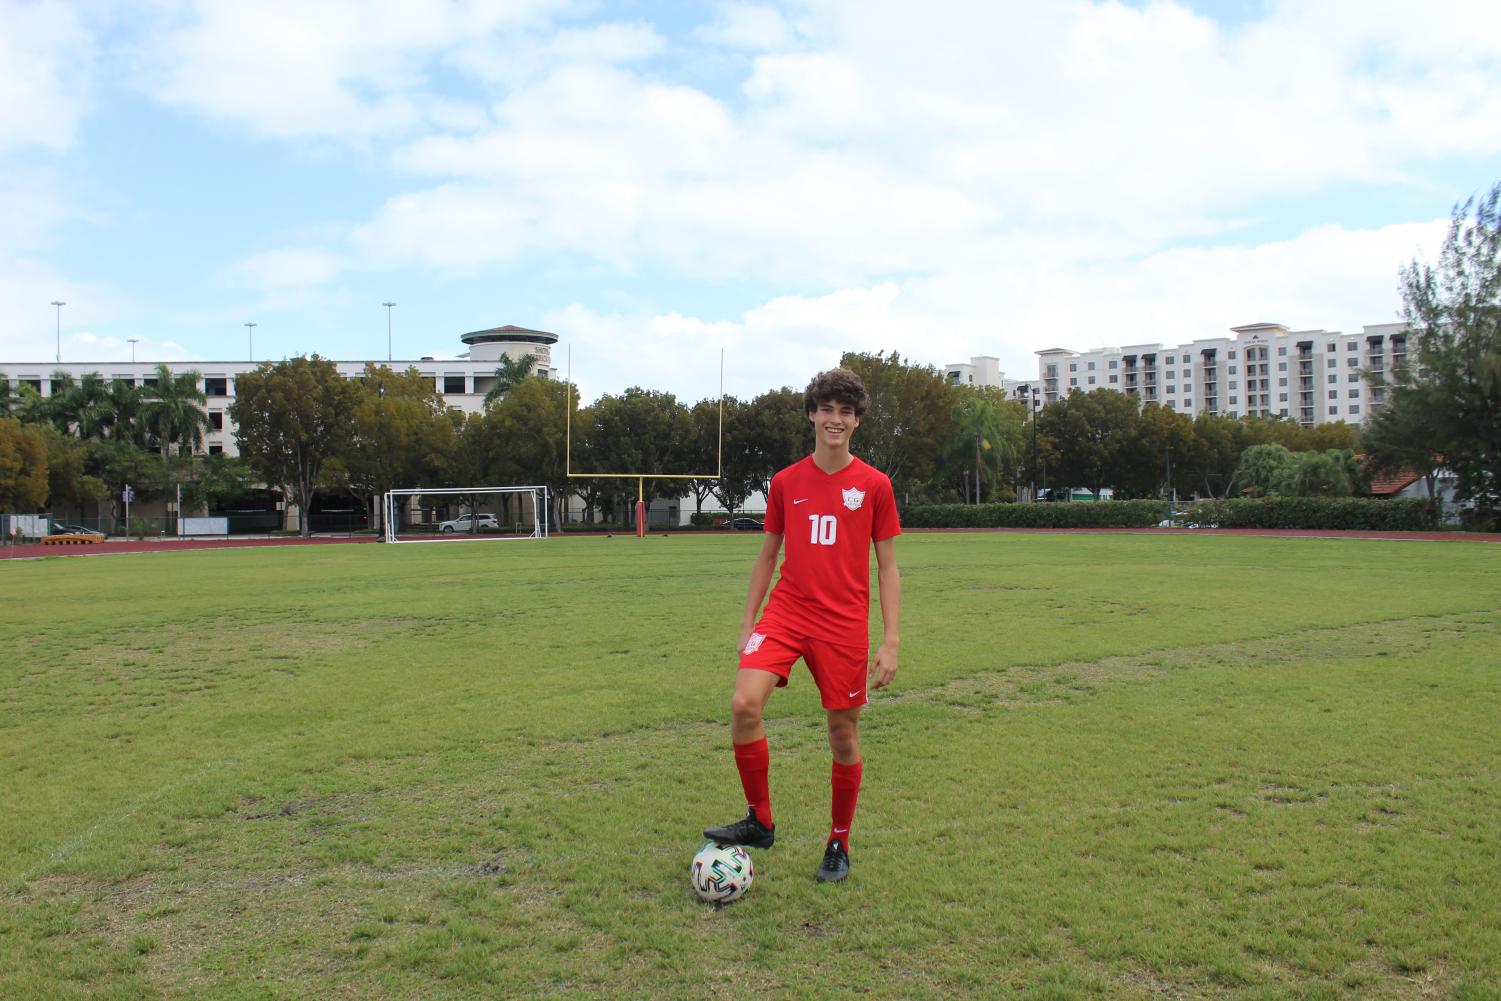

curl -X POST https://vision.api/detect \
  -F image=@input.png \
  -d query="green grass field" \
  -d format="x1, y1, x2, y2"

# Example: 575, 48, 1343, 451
2, 533, 1498, 1000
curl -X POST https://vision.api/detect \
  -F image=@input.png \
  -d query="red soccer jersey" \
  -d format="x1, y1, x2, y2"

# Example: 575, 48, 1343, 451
760, 455, 901, 645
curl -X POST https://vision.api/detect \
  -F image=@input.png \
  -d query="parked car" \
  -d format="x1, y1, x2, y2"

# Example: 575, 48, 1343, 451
716, 517, 764, 531
50, 523, 98, 535
439, 513, 499, 534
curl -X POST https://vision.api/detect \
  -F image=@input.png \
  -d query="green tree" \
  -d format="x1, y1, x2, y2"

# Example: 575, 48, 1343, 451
332, 364, 455, 531
687, 396, 733, 517
1124, 402, 1201, 500
486, 377, 583, 528
941, 388, 1023, 503
142, 363, 212, 458
1039, 389, 1141, 498
483, 352, 539, 407
230, 356, 361, 537
1360, 387, 1445, 503
1231, 442, 1294, 497
39, 426, 106, 517
839, 351, 953, 490
0, 417, 49, 510
583, 388, 697, 516
1392, 181, 1501, 521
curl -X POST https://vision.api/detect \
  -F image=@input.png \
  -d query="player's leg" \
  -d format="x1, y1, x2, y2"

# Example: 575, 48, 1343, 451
805, 640, 868, 882
704, 635, 795, 848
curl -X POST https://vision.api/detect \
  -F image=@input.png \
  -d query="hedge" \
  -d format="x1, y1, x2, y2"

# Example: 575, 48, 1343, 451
902, 500, 1169, 529
1185, 497, 1438, 531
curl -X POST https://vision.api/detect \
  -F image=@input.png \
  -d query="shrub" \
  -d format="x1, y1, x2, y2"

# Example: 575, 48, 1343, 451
902, 500, 1169, 529
1185, 497, 1438, 531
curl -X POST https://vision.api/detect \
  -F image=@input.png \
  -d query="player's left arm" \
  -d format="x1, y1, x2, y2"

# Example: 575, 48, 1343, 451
870, 536, 901, 690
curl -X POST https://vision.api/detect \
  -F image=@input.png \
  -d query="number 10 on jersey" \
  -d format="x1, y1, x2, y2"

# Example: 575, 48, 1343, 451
808, 514, 838, 545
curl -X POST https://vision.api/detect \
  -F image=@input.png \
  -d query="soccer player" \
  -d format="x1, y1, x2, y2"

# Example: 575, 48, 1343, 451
703, 368, 901, 883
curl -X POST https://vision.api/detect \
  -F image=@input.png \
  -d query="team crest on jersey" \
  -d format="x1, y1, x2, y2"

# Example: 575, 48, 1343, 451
743, 632, 766, 655
842, 487, 865, 511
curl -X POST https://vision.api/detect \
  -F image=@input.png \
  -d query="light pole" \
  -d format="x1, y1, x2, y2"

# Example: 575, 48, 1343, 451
245, 322, 256, 361
128, 337, 140, 362
51, 301, 65, 362
383, 302, 396, 361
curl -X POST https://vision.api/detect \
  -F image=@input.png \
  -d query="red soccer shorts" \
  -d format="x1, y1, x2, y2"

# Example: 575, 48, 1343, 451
739, 626, 869, 710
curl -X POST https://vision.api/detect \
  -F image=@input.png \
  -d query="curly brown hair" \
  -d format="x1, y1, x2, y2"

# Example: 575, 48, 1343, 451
804, 368, 868, 417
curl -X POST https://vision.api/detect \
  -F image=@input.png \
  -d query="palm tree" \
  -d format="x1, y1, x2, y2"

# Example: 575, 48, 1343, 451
39, 370, 78, 433
483, 352, 538, 407
944, 393, 1023, 502
106, 378, 147, 445
65, 373, 115, 439
142, 363, 211, 457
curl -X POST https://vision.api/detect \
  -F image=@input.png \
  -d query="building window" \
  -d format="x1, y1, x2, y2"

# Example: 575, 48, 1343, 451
537, 368, 548, 379
1166, 385, 1176, 394
1109, 374, 1118, 383
208, 444, 223, 455
1087, 361, 1096, 370
1328, 374, 1338, 384
1278, 362, 1287, 371
204, 377, 228, 396
1229, 350, 1238, 359
1327, 342, 1337, 352
1329, 390, 1338, 400
1280, 408, 1288, 417
1087, 376, 1096, 385
1108, 360, 1118, 369
209, 411, 224, 430
1348, 389, 1360, 398
1350, 405, 1361, 414
1279, 377, 1288, 386
1348, 358, 1359, 368
443, 375, 466, 394
1278, 346, 1287, 356
1229, 380, 1238, 389
1329, 406, 1339, 415
1279, 392, 1288, 402
1347, 341, 1358, 350
1230, 396, 1238, 405
1348, 373, 1360, 382
1070, 377, 1078, 386
1184, 384, 1192, 393
1166, 370, 1175, 379
1069, 363, 1077, 372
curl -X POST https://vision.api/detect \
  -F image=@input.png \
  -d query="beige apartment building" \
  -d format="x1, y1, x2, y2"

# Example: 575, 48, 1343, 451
1035, 321, 1411, 426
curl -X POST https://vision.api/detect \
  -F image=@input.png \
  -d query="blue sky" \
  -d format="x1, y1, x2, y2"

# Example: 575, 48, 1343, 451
2, 0, 1498, 402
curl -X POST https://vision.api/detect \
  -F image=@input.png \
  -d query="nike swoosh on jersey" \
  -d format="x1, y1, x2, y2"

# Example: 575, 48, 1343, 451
792, 498, 808, 504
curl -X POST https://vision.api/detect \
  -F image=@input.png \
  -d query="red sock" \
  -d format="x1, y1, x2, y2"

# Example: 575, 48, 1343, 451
830, 759, 863, 847
734, 738, 772, 828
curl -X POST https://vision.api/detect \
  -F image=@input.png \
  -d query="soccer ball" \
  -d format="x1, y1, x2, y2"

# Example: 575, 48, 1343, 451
691, 842, 755, 903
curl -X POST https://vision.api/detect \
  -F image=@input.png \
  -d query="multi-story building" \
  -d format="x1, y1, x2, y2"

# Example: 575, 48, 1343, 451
943, 355, 1028, 399
3, 324, 559, 458
1035, 321, 1410, 426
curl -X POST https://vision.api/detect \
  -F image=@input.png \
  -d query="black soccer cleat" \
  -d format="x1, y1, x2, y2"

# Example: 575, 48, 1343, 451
703, 808, 775, 849
816, 839, 850, 882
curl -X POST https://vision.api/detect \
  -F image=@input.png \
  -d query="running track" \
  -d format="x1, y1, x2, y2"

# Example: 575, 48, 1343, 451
3, 526, 1497, 561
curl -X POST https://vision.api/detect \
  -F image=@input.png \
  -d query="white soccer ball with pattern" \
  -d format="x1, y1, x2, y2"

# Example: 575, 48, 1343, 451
691, 842, 755, 903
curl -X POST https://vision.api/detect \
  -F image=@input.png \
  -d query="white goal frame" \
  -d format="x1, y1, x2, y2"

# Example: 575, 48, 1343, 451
383, 485, 550, 544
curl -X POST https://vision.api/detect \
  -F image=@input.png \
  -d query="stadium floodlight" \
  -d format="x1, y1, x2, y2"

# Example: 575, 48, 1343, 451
564, 346, 725, 537
383, 485, 549, 543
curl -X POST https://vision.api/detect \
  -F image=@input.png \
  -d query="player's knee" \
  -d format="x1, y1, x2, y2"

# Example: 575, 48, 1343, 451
731, 692, 764, 726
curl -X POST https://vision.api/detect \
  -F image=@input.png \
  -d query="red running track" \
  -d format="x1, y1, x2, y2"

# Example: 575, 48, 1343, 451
2, 527, 1496, 561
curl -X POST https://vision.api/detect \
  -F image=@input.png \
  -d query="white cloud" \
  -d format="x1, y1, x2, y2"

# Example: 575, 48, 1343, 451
541, 217, 1449, 402
133, 0, 577, 143
0, 0, 94, 155
697, 3, 793, 51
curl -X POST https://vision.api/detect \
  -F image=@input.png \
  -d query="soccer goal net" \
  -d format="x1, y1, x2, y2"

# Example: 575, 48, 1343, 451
383, 486, 550, 543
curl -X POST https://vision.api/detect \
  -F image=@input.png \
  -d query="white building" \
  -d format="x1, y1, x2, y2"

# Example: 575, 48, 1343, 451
3, 324, 559, 459
943, 355, 1029, 399
1035, 321, 1411, 426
